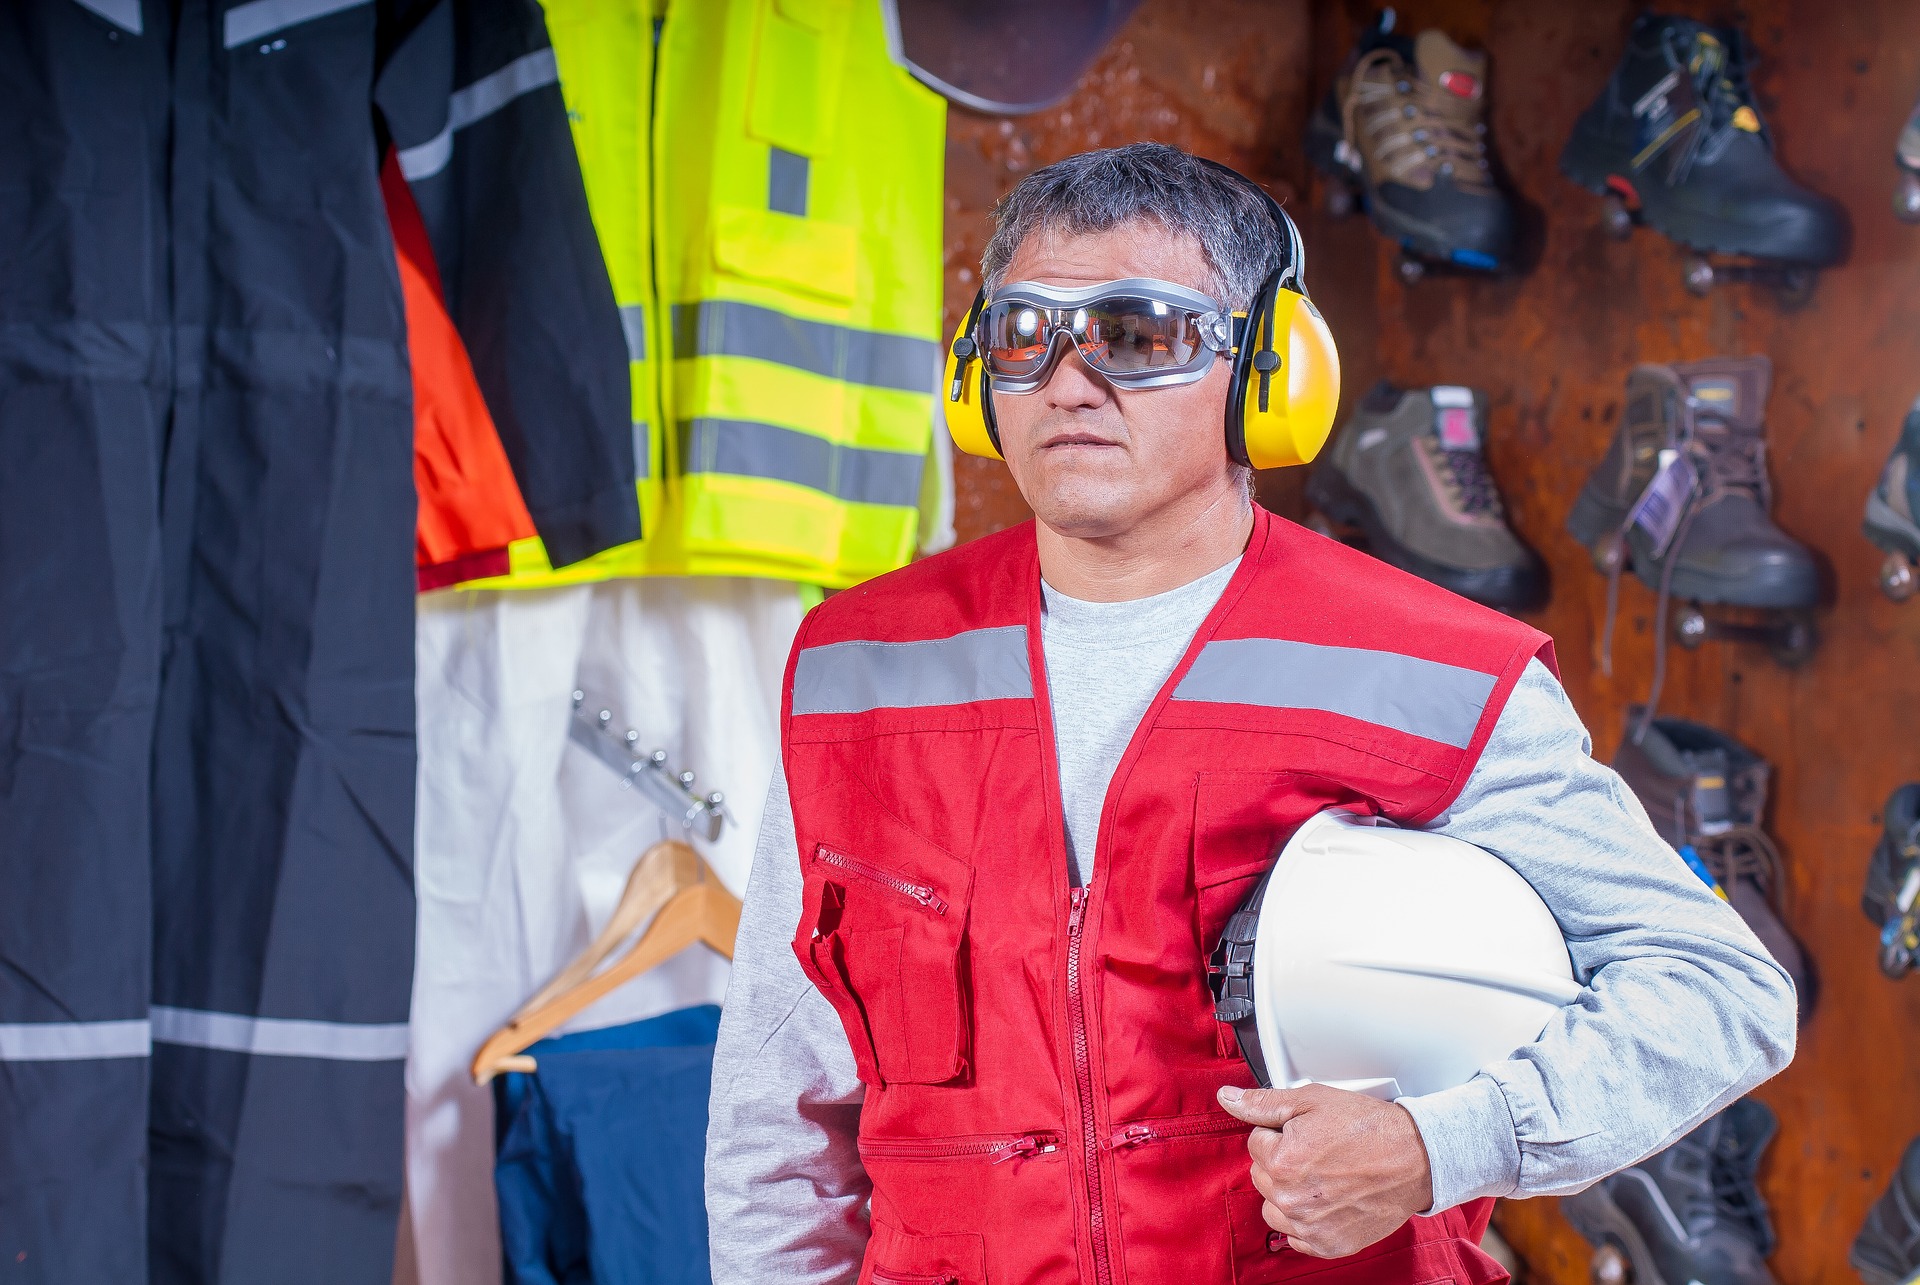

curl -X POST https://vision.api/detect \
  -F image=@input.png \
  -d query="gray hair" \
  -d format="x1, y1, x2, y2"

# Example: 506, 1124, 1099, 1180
980, 143, 1281, 310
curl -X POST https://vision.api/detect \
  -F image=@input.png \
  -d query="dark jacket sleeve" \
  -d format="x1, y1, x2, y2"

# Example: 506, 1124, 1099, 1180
375, 0, 638, 567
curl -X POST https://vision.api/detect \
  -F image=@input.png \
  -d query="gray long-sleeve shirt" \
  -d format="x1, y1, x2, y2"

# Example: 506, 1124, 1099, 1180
705, 566, 1797, 1284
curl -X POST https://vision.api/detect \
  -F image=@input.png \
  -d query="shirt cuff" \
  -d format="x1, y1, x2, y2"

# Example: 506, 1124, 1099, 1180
1398, 1074, 1522, 1214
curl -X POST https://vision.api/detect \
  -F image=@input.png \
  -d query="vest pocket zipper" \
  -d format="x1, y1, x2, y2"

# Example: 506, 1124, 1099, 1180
859, 1130, 1062, 1165
871, 1272, 959, 1285
816, 846, 948, 914
1107, 1115, 1251, 1151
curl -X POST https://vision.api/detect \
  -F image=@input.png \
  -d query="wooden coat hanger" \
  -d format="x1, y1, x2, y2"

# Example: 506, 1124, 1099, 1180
471, 838, 741, 1084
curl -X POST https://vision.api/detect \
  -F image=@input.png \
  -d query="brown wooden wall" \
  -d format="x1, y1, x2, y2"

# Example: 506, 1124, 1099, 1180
939, 4, 1920, 1284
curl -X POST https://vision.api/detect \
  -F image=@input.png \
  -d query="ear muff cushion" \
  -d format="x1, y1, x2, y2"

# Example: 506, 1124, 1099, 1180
942, 300, 1003, 460
1236, 288, 1341, 471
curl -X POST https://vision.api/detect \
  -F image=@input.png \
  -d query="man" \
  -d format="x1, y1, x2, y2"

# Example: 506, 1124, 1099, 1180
705, 143, 1795, 1284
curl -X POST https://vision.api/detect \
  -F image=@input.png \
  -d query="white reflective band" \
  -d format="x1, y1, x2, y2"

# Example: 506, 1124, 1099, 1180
793, 626, 1032, 715
72, 0, 142, 35
1173, 638, 1498, 749
223, 0, 370, 48
0, 1019, 151, 1061
150, 1006, 410, 1061
396, 48, 561, 181
632, 420, 650, 480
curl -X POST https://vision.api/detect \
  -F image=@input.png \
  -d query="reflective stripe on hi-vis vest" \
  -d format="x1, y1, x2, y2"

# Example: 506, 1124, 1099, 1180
780, 509, 1556, 1284
473, 0, 946, 590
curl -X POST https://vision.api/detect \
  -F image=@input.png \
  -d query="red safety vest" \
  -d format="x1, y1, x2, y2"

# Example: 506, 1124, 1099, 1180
784, 508, 1555, 1285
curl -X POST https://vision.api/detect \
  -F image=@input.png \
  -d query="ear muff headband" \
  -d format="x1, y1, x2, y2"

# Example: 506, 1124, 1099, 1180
943, 159, 1338, 469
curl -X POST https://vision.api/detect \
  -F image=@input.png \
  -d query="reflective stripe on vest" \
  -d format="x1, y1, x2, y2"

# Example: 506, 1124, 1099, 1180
792, 626, 1032, 715
1173, 638, 1499, 749
672, 301, 938, 394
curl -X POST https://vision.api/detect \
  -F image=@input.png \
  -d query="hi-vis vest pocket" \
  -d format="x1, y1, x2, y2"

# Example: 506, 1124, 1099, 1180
797, 840, 973, 1086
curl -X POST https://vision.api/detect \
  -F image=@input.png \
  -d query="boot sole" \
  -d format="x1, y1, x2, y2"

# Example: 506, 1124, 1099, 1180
1864, 491, 1920, 561
1559, 131, 1842, 267
1562, 1180, 1677, 1285
1307, 464, 1547, 610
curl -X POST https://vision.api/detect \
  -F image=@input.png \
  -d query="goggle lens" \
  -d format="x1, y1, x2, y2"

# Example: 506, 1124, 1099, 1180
978, 295, 1214, 382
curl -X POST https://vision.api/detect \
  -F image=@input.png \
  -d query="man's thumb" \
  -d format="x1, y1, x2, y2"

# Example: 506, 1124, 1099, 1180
1218, 1084, 1310, 1128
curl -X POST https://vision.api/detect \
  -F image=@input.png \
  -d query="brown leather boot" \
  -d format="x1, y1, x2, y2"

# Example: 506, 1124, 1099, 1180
1611, 709, 1814, 1020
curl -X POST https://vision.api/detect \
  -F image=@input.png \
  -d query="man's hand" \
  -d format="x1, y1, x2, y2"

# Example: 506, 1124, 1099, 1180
1217, 1083, 1435, 1260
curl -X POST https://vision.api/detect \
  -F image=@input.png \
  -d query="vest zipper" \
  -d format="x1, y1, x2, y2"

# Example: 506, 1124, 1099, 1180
1107, 1116, 1250, 1151
815, 846, 948, 914
859, 1130, 1061, 1164
1067, 886, 1114, 1285
871, 1272, 959, 1285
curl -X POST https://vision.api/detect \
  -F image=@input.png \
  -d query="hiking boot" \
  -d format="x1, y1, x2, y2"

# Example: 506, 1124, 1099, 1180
1853, 1135, 1920, 1285
1563, 1099, 1780, 1285
1611, 710, 1814, 1019
1560, 14, 1848, 267
1866, 397, 1920, 565
1306, 382, 1546, 610
1306, 11, 1515, 270
1863, 783, 1920, 980
1566, 357, 1819, 610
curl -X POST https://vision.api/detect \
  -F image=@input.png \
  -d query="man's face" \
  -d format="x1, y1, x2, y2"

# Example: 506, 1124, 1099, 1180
990, 221, 1240, 540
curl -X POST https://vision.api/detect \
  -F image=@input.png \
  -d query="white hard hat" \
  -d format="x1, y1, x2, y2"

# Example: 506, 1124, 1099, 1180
1208, 810, 1582, 1100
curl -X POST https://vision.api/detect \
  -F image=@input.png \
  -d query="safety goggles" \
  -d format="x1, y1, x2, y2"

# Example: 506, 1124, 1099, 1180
974, 278, 1239, 394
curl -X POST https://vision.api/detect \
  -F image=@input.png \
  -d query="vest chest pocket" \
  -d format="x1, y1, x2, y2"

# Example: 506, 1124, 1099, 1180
1194, 772, 1368, 1060
797, 841, 974, 1087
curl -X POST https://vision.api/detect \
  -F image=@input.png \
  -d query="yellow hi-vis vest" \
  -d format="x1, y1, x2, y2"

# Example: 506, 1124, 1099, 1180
482, 0, 946, 590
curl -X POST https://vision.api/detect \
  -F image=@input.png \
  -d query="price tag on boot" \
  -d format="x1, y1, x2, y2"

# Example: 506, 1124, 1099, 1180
1629, 448, 1699, 557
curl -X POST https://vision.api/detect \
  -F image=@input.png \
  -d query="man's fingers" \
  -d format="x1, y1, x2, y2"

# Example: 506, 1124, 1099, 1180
1218, 1084, 1313, 1128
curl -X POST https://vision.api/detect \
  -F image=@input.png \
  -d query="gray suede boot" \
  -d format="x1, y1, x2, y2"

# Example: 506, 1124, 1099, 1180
1306, 381, 1545, 610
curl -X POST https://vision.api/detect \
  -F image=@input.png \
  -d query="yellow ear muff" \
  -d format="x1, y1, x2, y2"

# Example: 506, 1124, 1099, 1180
942, 293, 1003, 460
1230, 286, 1340, 471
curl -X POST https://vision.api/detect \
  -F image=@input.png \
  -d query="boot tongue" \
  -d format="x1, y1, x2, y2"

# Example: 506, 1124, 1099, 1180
1414, 29, 1485, 99
1674, 357, 1772, 432
1427, 385, 1480, 450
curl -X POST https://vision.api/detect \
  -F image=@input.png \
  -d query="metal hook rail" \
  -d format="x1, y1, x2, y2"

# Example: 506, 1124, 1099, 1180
567, 691, 728, 842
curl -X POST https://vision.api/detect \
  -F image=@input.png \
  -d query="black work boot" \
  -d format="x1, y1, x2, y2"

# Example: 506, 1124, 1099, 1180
1560, 14, 1847, 266
1853, 1136, 1920, 1285
1306, 11, 1515, 270
1863, 783, 1920, 979
1567, 357, 1818, 610
1563, 1099, 1781, 1285
1307, 382, 1546, 610
1611, 711, 1813, 1018
1865, 398, 1920, 566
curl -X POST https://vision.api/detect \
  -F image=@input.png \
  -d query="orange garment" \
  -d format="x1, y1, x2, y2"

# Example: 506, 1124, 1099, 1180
381, 151, 537, 591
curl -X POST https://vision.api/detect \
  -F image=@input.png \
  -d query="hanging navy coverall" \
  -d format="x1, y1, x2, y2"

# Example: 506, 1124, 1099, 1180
0, 1, 634, 1280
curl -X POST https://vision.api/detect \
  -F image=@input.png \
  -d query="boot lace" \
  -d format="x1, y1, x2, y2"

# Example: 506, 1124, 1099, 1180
1695, 823, 1787, 912
1609, 404, 1771, 740
1709, 1125, 1774, 1249
1344, 48, 1491, 189
1654, 24, 1769, 181
1663, 1123, 1769, 1246
1421, 437, 1503, 516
